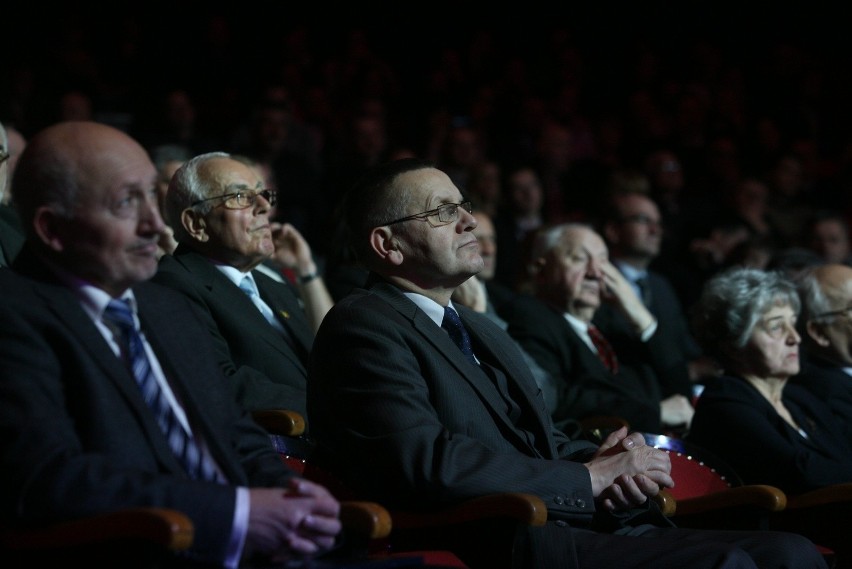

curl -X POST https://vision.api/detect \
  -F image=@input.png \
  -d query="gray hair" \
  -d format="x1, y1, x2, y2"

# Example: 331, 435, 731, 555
794, 266, 834, 324
165, 151, 229, 242
691, 267, 800, 367
529, 222, 595, 261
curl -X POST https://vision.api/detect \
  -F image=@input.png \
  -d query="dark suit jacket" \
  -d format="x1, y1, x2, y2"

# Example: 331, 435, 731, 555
593, 269, 696, 399
308, 278, 604, 517
0, 203, 24, 266
1, 247, 293, 566
790, 355, 852, 434
154, 245, 314, 416
687, 374, 852, 494
503, 294, 663, 432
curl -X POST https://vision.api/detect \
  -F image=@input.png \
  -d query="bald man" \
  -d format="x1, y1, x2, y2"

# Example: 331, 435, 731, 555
792, 263, 852, 422
0, 121, 341, 567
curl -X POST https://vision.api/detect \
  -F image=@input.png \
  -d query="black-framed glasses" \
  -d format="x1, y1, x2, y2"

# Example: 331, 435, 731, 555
383, 201, 473, 227
0, 150, 9, 164
815, 305, 852, 320
191, 189, 277, 210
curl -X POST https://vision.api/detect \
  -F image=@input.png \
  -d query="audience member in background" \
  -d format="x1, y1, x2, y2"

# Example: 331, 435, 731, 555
687, 267, 852, 494
1, 122, 26, 203
492, 164, 545, 291
600, 189, 718, 393
504, 222, 694, 433
0, 122, 24, 265
451, 210, 560, 413
803, 210, 852, 266
154, 151, 333, 419
466, 159, 502, 218
0, 121, 341, 567
307, 157, 826, 569
149, 143, 192, 258
791, 263, 852, 423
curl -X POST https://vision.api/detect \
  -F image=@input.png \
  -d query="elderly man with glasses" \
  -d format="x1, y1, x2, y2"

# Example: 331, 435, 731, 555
0, 121, 25, 266
153, 151, 333, 423
791, 263, 852, 424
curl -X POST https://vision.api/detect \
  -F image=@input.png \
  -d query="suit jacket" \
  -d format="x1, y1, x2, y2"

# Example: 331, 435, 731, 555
1, 247, 293, 566
790, 355, 852, 433
154, 244, 314, 416
503, 294, 663, 432
307, 278, 605, 519
0, 204, 24, 267
687, 374, 852, 494
593, 268, 696, 399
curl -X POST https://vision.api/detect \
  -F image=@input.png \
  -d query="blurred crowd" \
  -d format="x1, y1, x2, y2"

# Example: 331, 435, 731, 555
4, 6, 852, 314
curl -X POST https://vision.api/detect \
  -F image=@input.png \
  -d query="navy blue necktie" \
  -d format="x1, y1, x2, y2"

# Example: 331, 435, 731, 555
103, 299, 222, 482
442, 306, 478, 365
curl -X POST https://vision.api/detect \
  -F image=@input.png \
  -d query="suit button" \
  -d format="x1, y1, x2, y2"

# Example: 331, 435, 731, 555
576, 499, 585, 508
554, 496, 564, 505
555, 520, 567, 527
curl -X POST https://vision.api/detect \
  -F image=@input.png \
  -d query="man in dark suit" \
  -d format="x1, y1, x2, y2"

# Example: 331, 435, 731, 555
0, 121, 342, 568
792, 263, 852, 421
153, 152, 334, 418
307, 157, 826, 569
503, 223, 694, 433
600, 189, 718, 399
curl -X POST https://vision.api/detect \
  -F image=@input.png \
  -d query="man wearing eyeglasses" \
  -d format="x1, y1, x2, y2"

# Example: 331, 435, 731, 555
0, 121, 25, 266
154, 152, 333, 419
792, 263, 852, 424
307, 157, 824, 569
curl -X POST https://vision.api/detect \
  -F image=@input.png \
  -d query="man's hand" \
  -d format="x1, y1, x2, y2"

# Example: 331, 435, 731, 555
244, 478, 342, 563
451, 275, 487, 313
585, 426, 673, 512
271, 222, 316, 277
598, 261, 655, 334
660, 394, 694, 427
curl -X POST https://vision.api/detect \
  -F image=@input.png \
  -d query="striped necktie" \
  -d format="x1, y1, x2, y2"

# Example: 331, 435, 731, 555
103, 299, 223, 482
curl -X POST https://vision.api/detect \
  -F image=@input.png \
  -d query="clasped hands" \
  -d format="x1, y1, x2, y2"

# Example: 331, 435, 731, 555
244, 478, 342, 564
584, 426, 673, 513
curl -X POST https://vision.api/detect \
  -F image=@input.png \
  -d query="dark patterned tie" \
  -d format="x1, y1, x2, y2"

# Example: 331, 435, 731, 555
588, 324, 619, 374
103, 299, 223, 482
442, 306, 478, 365
635, 274, 652, 306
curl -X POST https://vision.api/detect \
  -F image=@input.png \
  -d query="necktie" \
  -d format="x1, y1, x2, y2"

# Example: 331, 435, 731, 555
103, 299, 222, 482
441, 306, 478, 365
239, 275, 285, 332
588, 324, 619, 374
635, 274, 652, 306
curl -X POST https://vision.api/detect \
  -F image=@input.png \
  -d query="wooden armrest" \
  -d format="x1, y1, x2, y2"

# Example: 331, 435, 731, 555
674, 485, 786, 516
1, 508, 194, 551
340, 501, 393, 540
786, 482, 852, 509
653, 489, 677, 516
391, 492, 548, 530
252, 409, 306, 437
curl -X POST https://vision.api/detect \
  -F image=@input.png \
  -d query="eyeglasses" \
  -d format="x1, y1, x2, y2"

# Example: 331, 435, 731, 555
382, 201, 473, 227
191, 189, 277, 210
0, 150, 9, 164
814, 305, 852, 320
621, 214, 661, 227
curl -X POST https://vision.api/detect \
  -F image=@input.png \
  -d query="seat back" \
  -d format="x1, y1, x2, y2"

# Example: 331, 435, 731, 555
642, 433, 740, 501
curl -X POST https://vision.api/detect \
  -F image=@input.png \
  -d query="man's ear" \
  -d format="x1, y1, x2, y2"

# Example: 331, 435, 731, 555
369, 226, 403, 266
33, 206, 68, 252
806, 319, 831, 347
181, 209, 209, 242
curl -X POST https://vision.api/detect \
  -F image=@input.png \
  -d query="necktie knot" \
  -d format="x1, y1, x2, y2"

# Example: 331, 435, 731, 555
103, 299, 135, 332
239, 275, 259, 297
442, 306, 477, 365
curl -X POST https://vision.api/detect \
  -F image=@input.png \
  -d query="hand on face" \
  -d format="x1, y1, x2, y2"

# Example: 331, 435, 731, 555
270, 222, 315, 273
